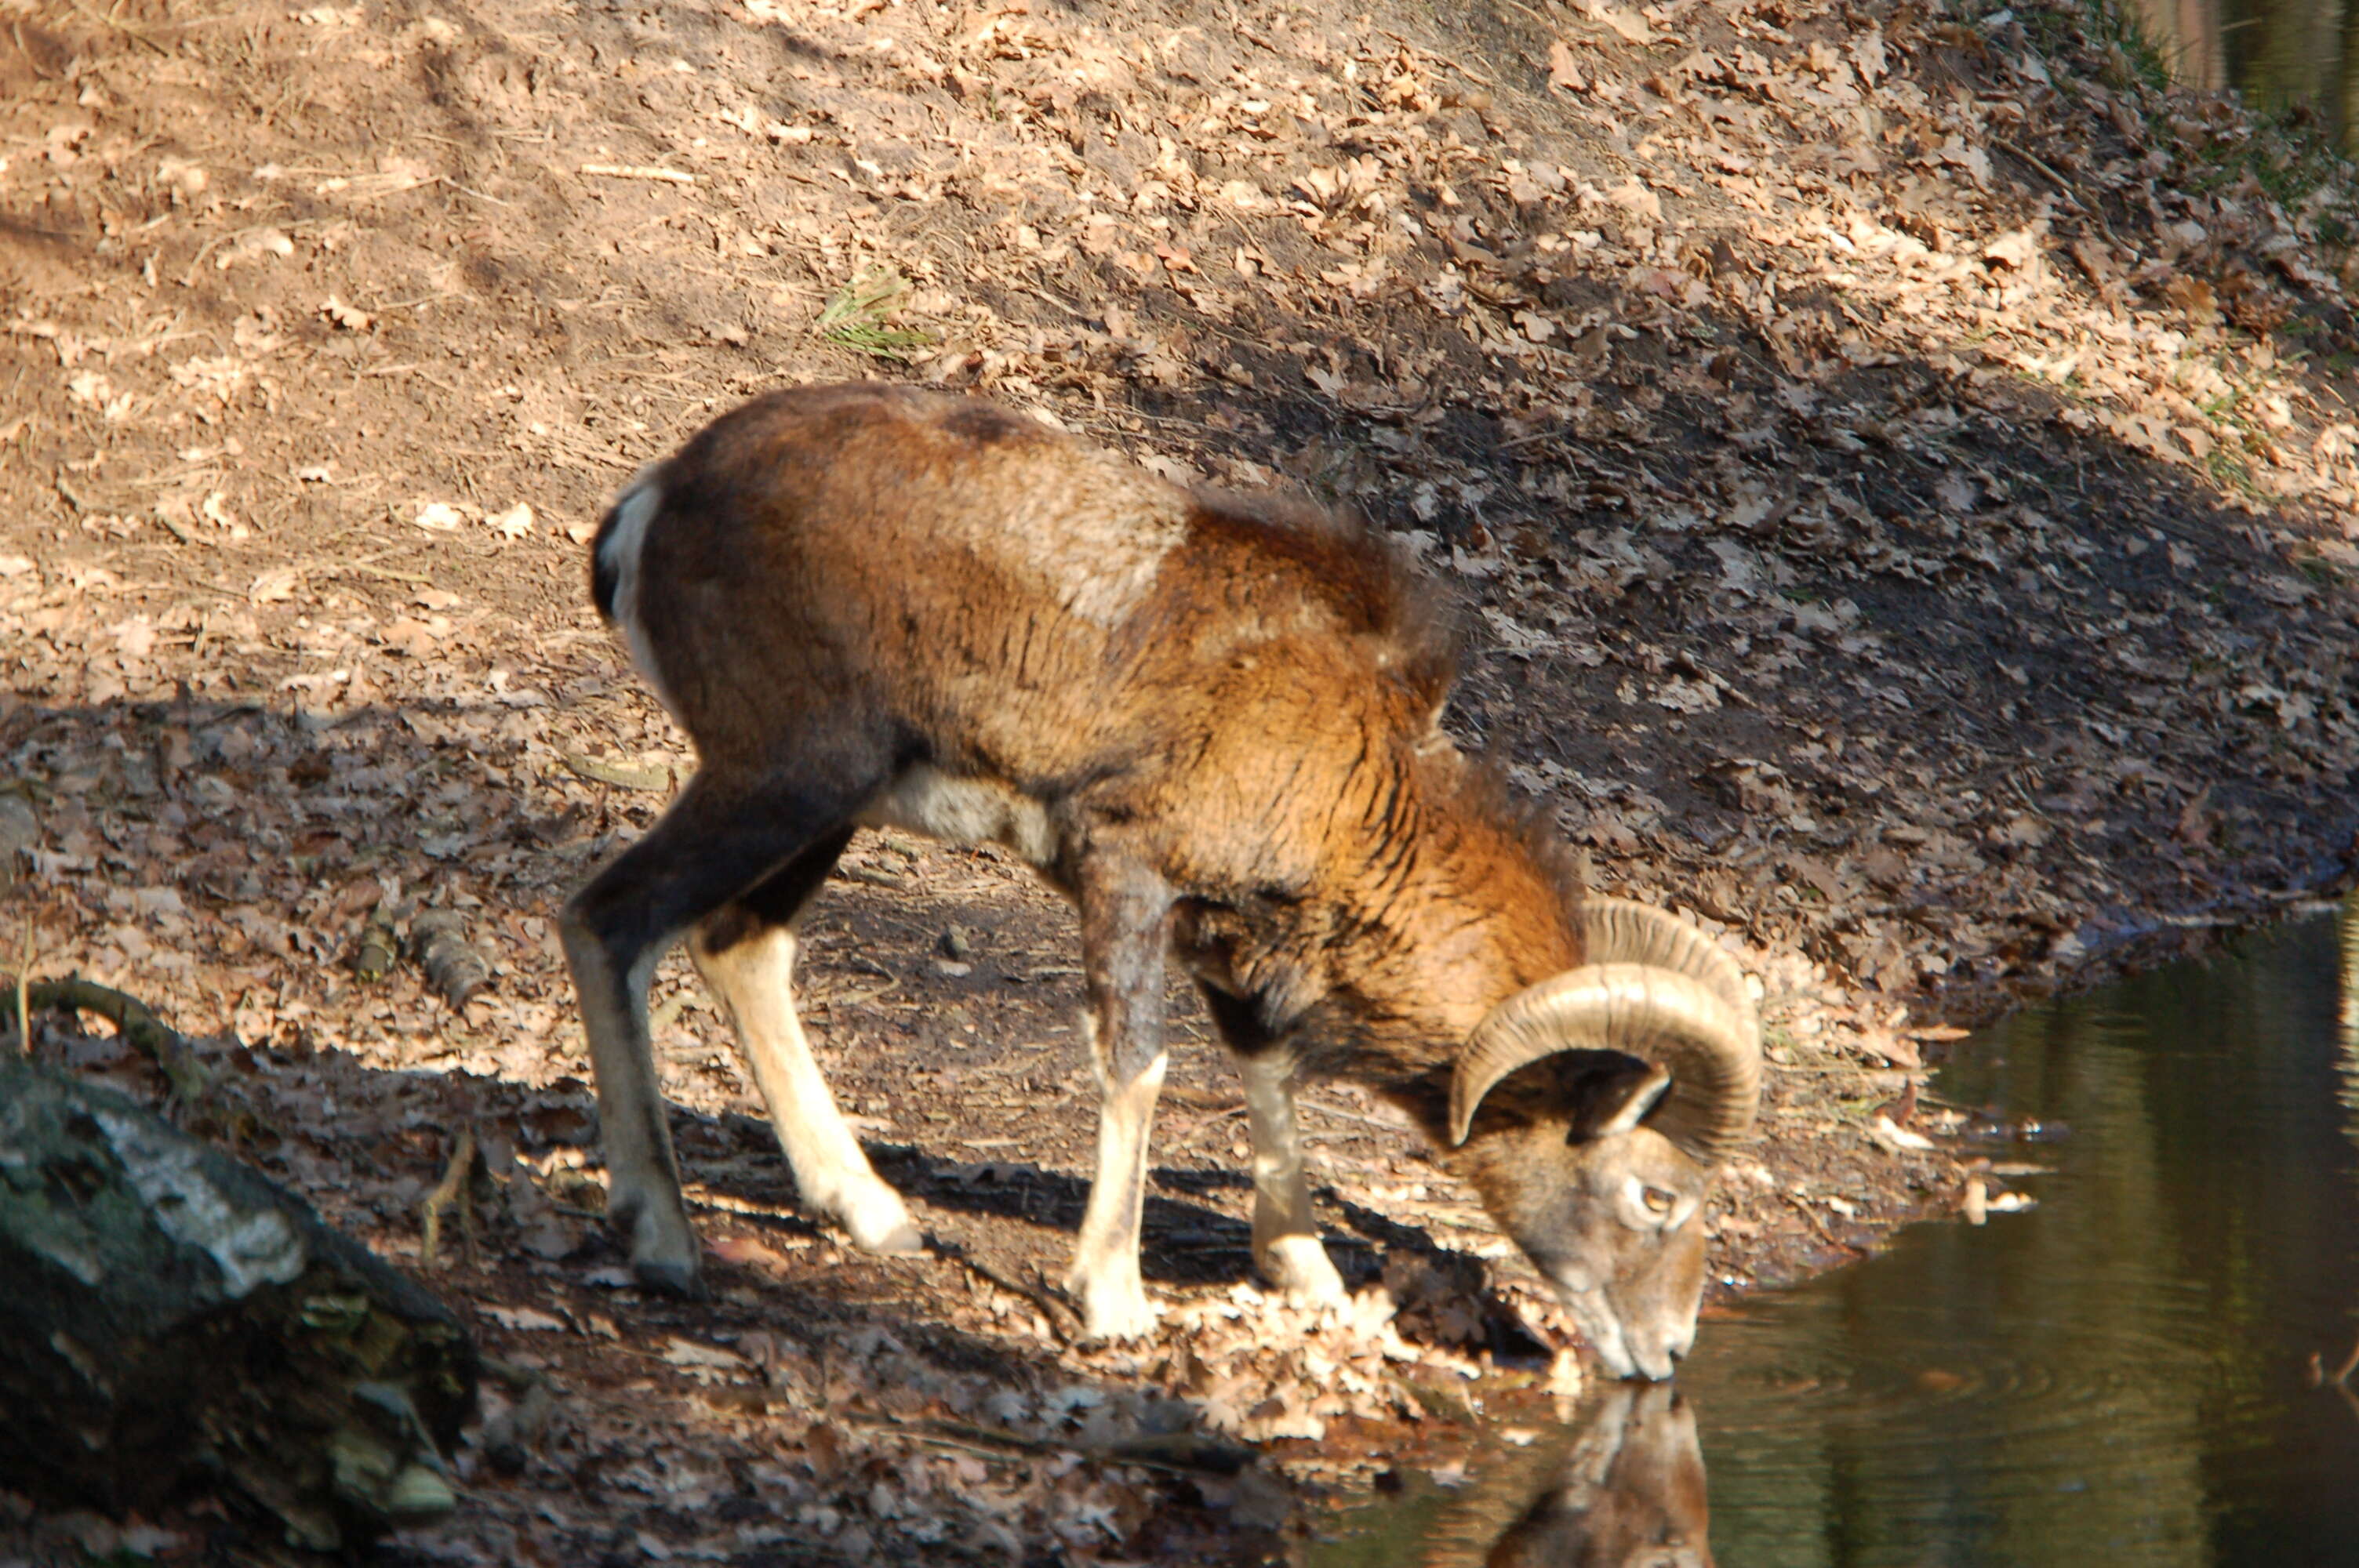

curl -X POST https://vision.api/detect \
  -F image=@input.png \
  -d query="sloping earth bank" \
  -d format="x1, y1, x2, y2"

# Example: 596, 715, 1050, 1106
5, 0, 2359, 1558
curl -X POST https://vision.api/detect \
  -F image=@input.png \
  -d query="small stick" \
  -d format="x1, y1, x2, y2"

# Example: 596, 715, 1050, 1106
420, 1127, 478, 1273
580, 163, 696, 185
929, 1236, 1077, 1344
13, 923, 31, 1054
435, 174, 514, 209
560, 750, 674, 792
329, 561, 434, 585
1784, 1190, 1858, 1249
836, 1411, 1252, 1476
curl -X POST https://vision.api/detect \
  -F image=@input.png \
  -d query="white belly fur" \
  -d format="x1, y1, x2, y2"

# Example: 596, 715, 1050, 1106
856, 764, 1056, 867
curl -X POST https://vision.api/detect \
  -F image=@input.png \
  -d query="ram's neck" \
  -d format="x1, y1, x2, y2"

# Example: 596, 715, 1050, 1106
1234, 746, 1587, 1141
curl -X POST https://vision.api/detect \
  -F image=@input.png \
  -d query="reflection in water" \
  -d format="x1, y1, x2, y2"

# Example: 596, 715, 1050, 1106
2128, 0, 2359, 143
2328, 891, 2359, 1427
1313, 1385, 1715, 1568
1483, 1386, 1714, 1568
1318, 915, 2359, 1566
2339, 891, 2359, 1154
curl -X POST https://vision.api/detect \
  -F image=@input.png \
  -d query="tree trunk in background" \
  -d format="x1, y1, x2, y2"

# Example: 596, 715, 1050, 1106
2128, 0, 2228, 91
2338, 889, 2359, 1126
0, 1057, 478, 1555
2340, 0, 2359, 152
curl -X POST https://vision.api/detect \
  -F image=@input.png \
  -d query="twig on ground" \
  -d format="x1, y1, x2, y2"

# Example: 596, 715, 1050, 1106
1988, 135, 2125, 250
1782, 1190, 1858, 1250
1296, 1097, 1412, 1134
14, 977, 206, 1097
11, 924, 31, 1054
66, 0, 170, 53
838, 1411, 1254, 1476
580, 163, 696, 185
928, 1236, 1078, 1345
420, 1127, 479, 1273
560, 750, 675, 792
330, 561, 434, 585
434, 174, 514, 208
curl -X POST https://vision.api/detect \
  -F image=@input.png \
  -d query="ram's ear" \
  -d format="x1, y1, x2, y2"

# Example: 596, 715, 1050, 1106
1579, 1062, 1673, 1140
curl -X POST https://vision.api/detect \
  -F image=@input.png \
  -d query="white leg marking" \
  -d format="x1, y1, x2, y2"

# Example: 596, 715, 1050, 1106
1065, 1016, 1165, 1340
562, 918, 700, 1289
694, 925, 921, 1254
1241, 1052, 1347, 1306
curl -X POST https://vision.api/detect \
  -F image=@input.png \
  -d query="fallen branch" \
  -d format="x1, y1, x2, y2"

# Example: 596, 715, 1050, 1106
353, 906, 402, 982
409, 909, 494, 1009
0, 1055, 478, 1552
11, 976, 209, 1101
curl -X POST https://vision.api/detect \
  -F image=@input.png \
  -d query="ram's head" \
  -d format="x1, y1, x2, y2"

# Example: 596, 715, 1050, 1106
1447, 900, 1761, 1381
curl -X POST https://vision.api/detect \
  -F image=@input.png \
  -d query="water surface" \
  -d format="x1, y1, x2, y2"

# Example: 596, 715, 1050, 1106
2132, 0, 2354, 122
1316, 912, 2359, 1566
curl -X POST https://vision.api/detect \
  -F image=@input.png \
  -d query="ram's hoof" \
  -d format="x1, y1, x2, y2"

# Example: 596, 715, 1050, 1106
1068, 1272, 1159, 1342
631, 1255, 705, 1298
833, 1180, 925, 1255
1257, 1235, 1348, 1306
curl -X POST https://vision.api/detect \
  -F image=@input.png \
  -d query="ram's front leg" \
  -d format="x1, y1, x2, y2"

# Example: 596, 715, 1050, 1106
1063, 856, 1174, 1341
1240, 1050, 1347, 1306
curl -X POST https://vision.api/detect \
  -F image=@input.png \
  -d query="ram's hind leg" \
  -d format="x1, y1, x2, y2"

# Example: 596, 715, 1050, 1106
691, 829, 922, 1256
562, 773, 880, 1294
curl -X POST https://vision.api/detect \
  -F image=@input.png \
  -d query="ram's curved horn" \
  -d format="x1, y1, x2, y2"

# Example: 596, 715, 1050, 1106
1579, 898, 1758, 1040
1448, 961, 1761, 1161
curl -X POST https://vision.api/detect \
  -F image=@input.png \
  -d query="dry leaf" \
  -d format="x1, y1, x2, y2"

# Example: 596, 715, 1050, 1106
1586, 1, 1651, 43
1547, 40, 1587, 93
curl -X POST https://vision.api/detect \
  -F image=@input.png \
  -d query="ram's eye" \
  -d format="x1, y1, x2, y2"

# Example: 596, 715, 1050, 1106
1641, 1186, 1676, 1218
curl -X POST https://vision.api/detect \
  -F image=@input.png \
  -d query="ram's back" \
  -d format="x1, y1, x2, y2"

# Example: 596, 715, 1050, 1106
592, 383, 1454, 851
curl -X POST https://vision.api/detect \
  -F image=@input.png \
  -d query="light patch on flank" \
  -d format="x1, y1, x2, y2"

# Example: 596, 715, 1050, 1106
858, 764, 1056, 866
1010, 451, 1190, 628
599, 467, 681, 718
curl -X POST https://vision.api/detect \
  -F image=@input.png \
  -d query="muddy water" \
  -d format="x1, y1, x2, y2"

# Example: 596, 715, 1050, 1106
1314, 910, 2359, 1566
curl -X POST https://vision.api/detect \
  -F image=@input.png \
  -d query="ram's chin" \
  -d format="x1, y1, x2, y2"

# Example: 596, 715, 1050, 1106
1553, 1281, 1640, 1381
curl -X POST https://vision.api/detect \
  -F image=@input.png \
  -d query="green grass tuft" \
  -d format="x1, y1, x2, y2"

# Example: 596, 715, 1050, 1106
815, 267, 936, 358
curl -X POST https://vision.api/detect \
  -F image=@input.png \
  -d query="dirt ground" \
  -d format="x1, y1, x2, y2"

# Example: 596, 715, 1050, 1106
6, 0, 2359, 1558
